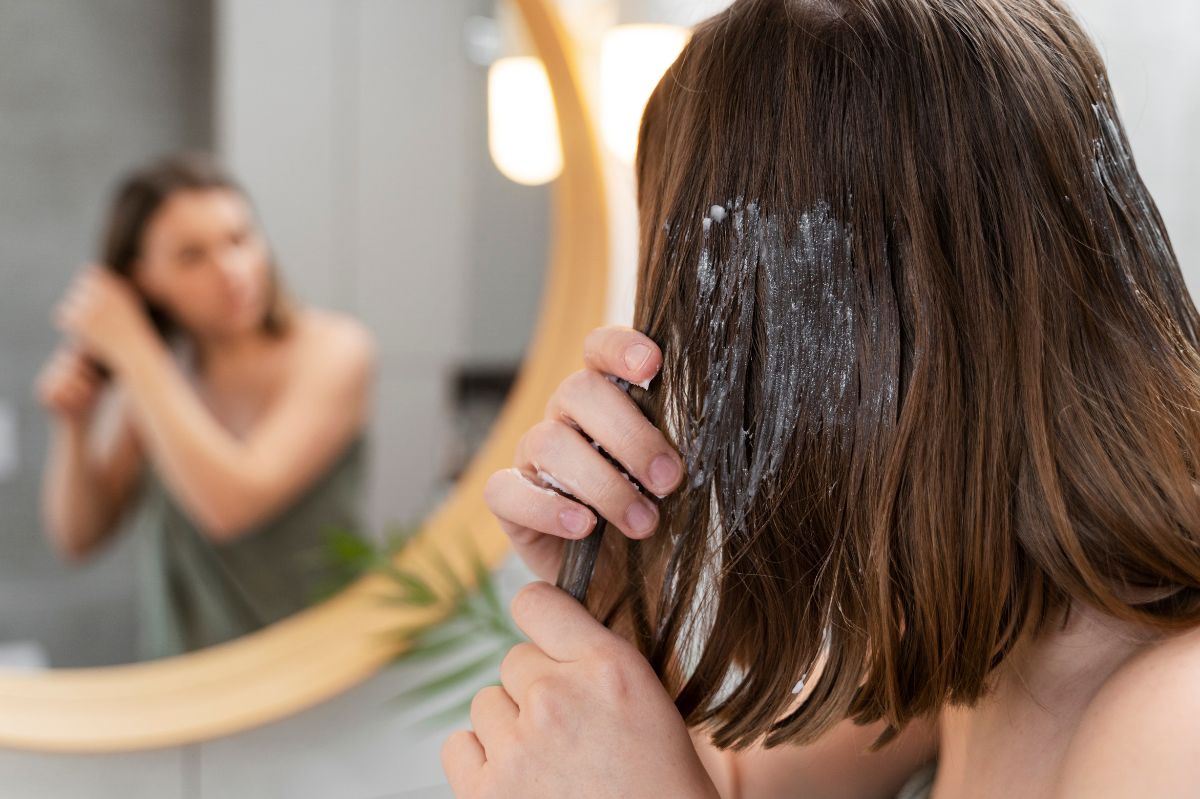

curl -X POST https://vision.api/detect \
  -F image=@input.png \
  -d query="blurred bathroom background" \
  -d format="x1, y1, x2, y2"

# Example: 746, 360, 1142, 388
0, 0, 1197, 796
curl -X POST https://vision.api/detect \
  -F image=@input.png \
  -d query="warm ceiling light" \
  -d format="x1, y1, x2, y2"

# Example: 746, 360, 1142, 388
600, 23, 691, 164
487, 55, 564, 186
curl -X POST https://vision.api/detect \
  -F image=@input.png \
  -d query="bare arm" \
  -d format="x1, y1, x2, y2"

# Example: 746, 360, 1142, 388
693, 717, 938, 799
38, 355, 145, 562
111, 320, 376, 541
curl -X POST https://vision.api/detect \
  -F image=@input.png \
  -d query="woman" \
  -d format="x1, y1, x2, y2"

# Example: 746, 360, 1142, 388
447, 0, 1200, 796
36, 152, 376, 660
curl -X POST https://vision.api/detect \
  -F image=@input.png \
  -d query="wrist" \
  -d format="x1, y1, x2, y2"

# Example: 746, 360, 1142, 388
56, 414, 91, 439
51, 414, 93, 457
110, 325, 168, 382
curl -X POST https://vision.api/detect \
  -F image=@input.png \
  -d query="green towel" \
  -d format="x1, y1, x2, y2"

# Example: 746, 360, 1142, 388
130, 436, 368, 660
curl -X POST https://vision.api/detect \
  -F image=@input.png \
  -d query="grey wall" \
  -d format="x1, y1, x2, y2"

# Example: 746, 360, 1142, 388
0, 0, 213, 667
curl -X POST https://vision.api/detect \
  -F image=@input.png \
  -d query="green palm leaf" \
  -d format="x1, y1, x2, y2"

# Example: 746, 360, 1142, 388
321, 522, 525, 717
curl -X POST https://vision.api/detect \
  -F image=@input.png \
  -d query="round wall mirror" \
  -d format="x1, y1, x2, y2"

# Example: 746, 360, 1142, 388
0, 0, 607, 752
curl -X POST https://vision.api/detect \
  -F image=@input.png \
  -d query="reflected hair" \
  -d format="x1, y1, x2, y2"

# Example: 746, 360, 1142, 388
98, 151, 291, 338
589, 0, 1200, 750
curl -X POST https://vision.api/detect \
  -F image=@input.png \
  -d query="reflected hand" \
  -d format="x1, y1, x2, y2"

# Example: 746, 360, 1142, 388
482, 326, 685, 583
442, 581, 719, 799
34, 345, 105, 423
53, 265, 154, 372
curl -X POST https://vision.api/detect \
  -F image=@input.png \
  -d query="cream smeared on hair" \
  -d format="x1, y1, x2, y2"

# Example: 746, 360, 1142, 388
681, 196, 856, 537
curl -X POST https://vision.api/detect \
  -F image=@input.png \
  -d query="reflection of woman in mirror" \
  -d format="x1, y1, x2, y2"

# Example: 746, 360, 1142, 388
34, 153, 376, 660
453, 0, 1200, 796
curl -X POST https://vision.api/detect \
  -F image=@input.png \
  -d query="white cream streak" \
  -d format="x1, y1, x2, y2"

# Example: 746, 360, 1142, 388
1089, 97, 1174, 294
509, 467, 566, 500
680, 196, 856, 538
534, 468, 572, 495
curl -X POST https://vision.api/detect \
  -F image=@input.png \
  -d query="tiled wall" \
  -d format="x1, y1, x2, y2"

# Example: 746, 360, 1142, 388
0, 0, 214, 668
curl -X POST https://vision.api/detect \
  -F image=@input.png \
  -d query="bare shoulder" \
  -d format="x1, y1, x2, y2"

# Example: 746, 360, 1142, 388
697, 716, 938, 799
297, 308, 377, 359
290, 308, 377, 386
1054, 624, 1200, 797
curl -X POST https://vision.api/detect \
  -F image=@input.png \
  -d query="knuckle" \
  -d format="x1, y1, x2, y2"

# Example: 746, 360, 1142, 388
592, 325, 634, 363
546, 369, 591, 416
482, 470, 508, 511
468, 688, 486, 721
440, 730, 468, 763
523, 678, 566, 729
497, 641, 525, 681
585, 645, 638, 700
547, 370, 588, 418
468, 685, 499, 724
522, 420, 561, 461
591, 469, 634, 510
557, 369, 597, 409
608, 416, 644, 457
581, 325, 610, 357
509, 581, 551, 621
497, 647, 514, 682
542, 387, 560, 419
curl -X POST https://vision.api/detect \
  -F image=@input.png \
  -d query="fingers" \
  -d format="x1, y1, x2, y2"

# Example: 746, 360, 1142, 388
61, 349, 103, 381
53, 298, 77, 334
54, 289, 94, 338
441, 729, 485, 796
35, 348, 103, 416
484, 468, 597, 541
498, 640, 558, 704
469, 685, 518, 757
545, 368, 683, 498
493, 521, 567, 585
516, 419, 661, 540
56, 378, 94, 413
54, 265, 109, 331
582, 325, 663, 388
509, 581, 622, 662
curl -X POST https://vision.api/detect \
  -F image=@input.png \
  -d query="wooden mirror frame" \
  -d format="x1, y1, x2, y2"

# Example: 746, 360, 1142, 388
0, 0, 608, 753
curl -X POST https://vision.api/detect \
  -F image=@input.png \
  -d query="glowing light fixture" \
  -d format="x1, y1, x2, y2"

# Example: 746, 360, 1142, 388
487, 55, 563, 186
600, 23, 691, 164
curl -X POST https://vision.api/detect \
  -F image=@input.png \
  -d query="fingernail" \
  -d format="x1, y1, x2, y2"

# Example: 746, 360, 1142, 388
624, 344, 651, 371
559, 508, 592, 537
625, 499, 657, 536
649, 454, 680, 493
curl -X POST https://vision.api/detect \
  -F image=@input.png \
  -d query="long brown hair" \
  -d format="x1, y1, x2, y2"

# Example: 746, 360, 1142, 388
99, 151, 291, 338
592, 0, 1200, 751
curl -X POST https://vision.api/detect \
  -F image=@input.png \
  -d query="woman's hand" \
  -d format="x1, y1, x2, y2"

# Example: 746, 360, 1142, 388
483, 326, 685, 582
53, 265, 156, 373
442, 581, 720, 799
34, 345, 106, 423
